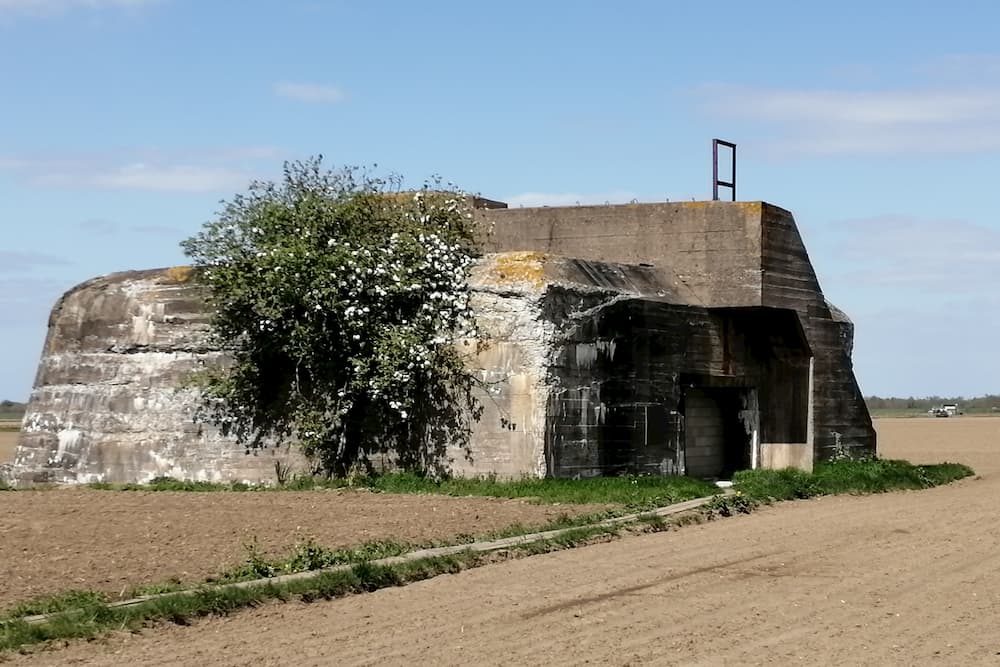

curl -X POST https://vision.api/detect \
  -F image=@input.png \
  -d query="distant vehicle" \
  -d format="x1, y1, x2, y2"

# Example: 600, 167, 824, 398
929, 404, 962, 418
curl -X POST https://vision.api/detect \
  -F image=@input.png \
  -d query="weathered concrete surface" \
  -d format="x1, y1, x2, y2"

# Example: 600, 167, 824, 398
12, 255, 666, 484
458, 253, 816, 478
10, 268, 303, 486
456, 252, 707, 478
760, 442, 814, 472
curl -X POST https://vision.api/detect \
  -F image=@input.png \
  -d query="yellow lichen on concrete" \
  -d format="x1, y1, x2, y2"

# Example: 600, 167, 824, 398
490, 252, 550, 288
673, 200, 763, 213
162, 266, 194, 284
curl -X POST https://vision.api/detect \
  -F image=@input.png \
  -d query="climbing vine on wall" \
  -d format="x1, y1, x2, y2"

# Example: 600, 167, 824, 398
181, 157, 483, 476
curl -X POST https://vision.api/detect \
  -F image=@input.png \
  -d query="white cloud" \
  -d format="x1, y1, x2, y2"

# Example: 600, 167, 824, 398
693, 81, 1000, 156
700, 84, 1000, 125
274, 81, 346, 104
503, 191, 639, 208
0, 0, 159, 16
86, 163, 248, 192
0, 151, 264, 193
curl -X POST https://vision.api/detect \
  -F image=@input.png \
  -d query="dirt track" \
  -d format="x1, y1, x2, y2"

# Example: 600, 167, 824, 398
10, 417, 1000, 665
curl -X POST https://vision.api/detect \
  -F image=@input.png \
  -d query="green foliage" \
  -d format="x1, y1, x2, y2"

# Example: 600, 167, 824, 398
353, 471, 720, 509
4, 590, 109, 619
220, 538, 411, 583
181, 157, 484, 476
732, 467, 821, 501
89, 476, 255, 492
733, 458, 973, 502
84, 471, 719, 509
128, 579, 186, 598
703, 492, 759, 517
814, 458, 972, 494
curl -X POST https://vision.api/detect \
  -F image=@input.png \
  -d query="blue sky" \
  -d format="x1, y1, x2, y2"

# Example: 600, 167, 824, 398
2, 0, 999, 400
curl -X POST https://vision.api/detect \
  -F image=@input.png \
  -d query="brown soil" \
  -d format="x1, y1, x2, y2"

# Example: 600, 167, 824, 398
0, 429, 17, 465
9, 416, 998, 666
0, 488, 604, 611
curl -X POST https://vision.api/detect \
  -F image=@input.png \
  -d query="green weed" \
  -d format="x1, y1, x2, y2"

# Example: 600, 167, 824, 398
85, 471, 719, 509
734, 459, 973, 502
4, 590, 109, 620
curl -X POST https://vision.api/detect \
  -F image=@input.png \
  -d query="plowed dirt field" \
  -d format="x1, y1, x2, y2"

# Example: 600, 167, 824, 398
0, 490, 605, 612
8, 417, 1000, 666
0, 427, 17, 465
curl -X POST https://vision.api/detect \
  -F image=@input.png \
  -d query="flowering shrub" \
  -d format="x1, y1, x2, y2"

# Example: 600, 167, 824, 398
181, 157, 483, 476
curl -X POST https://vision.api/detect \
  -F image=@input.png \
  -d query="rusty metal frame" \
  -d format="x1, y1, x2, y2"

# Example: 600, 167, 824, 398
712, 139, 736, 201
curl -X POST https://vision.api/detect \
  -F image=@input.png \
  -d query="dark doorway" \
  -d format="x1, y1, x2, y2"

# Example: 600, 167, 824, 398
683, 387, 751, 479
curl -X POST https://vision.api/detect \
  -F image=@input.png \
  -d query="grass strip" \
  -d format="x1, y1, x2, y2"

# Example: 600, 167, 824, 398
87, 472, 720, 510
85, 459, 969, 509
733, 458, 973, 503
355, 472, 719, 509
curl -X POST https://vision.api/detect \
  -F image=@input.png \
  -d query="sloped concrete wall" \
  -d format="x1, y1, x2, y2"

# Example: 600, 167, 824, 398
11, 268, 304, 486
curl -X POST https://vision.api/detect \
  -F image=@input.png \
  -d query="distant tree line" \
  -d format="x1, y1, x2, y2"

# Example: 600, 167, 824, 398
0, 400, 26, 419
865, 395, 1000, 413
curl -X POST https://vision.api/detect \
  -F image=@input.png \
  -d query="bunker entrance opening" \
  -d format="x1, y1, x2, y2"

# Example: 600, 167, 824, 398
682, 386, 753, 479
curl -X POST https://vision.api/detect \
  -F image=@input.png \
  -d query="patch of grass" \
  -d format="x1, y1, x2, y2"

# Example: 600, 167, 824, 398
734, 458, 974, 502
702, 493, 759, 517
356, 471, 720, 509
85, 472, 720, 509
88, 476, 261, 492
471, 509, 617, 542
732, 467, 820, 501
4, 591, 110, 620
0, 479, 12, 492
86, 474, 346, 493
216, 538, 412, 583
128, 579, 187, 598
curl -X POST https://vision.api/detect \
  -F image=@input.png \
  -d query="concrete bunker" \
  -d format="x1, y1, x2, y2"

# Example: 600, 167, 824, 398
7, 200, 874, 486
